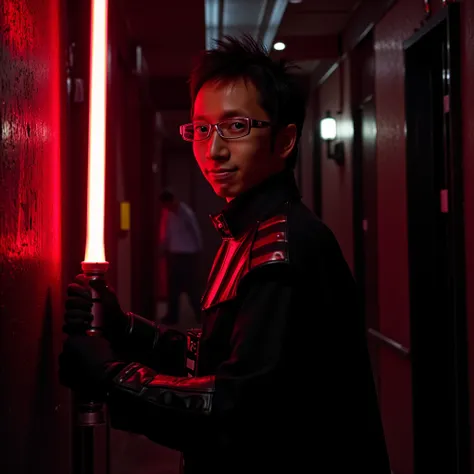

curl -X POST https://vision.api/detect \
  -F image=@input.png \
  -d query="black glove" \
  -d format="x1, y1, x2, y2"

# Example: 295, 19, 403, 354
64, 274, 129, 340
59, 335, 123, 394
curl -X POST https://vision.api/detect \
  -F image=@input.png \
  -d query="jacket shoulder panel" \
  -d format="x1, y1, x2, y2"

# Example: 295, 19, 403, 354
201, 207, 292, 312
249, 213, 289, 270
200, 232, 254, 311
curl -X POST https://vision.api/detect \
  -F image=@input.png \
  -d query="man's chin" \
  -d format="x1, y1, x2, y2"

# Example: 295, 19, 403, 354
212, 182, 240, 201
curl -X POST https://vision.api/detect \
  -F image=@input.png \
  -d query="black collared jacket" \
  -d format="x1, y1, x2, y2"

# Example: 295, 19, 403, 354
106, 170, 391, 474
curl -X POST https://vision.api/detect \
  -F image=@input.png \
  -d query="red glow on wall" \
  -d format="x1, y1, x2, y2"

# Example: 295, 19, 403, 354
49, 0, 63, 267
1, 0, 62, 262
0, 0, 65, 470
3, 0, 33, 55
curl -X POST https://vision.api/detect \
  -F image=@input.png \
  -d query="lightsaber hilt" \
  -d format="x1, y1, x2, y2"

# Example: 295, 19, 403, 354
76, 260, 110, 427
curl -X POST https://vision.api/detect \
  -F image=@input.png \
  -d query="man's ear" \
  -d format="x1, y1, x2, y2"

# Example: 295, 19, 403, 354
275, 124, 297, 161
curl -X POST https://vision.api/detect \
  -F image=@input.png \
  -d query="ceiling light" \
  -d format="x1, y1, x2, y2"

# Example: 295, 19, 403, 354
273, 42, 286, 51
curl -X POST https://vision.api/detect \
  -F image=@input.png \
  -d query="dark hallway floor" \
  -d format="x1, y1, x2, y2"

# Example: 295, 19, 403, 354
111, 430, 181, 474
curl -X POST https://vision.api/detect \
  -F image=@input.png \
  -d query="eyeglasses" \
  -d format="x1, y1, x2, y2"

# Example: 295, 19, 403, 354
179, 117, 271, 142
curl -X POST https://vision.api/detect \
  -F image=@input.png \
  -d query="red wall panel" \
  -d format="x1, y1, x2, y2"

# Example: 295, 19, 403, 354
0, 0, 70, 472
373, 1, 425, 471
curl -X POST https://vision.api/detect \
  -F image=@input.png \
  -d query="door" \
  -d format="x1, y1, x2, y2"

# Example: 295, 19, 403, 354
353, 96, 380, 388
404, 4, 469, 474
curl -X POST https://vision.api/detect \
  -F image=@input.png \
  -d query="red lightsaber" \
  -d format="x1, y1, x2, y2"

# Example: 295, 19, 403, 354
81, 0, 109, 339
77, 0, 109, 425
75, 1, 110, 473
83, 0, 108, 272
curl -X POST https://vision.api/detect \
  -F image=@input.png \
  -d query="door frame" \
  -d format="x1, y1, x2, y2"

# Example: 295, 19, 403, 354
404, 4, 469, 473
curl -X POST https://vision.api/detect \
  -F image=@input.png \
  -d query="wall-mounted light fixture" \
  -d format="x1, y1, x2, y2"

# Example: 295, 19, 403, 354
320, 110, 344, 165
320, 113, 336, 140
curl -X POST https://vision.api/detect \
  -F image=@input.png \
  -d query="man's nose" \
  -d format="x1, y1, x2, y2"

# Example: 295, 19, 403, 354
206, 128, 229, 161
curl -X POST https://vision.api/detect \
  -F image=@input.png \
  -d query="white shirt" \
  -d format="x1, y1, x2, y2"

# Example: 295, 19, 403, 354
163, 202, 202, 254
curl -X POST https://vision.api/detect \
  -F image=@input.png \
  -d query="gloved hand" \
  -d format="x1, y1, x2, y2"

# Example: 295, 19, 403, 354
63, 274, 129, 341
58, 335, 123, 394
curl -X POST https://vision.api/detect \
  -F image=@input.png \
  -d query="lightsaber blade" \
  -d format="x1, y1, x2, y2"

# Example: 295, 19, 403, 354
79, 0, 109, 418
74, 1, 110, 473
84, 0, 107, 266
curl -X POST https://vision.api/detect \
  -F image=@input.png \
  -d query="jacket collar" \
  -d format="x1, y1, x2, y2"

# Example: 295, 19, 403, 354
209, 170, 301, 239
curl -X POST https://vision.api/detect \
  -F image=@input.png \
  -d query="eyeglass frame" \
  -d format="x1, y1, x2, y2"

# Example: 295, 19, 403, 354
179, 117, 271, 142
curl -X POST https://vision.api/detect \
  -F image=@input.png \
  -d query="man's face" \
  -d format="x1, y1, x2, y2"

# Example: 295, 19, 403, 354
192, 78, 292, 200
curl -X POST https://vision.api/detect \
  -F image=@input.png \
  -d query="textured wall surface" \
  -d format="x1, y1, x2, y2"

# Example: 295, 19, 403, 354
0, 0, 70, 472
373, 1, 428, 472
318, 63, 355, 271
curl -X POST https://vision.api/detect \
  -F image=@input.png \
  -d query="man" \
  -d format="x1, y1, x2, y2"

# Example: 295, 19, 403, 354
158, 189, 202, 325
60, 35, 391, 473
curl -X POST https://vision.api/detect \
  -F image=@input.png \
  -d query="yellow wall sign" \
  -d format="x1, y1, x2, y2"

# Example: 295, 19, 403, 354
120, 201, 130, 231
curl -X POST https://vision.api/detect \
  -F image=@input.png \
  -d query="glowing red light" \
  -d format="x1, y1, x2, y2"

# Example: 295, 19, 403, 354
84, 0, 108, 263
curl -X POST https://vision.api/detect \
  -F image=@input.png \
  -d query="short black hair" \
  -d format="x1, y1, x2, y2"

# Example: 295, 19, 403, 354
159, 189, 174, 203
189, 34, 306, 169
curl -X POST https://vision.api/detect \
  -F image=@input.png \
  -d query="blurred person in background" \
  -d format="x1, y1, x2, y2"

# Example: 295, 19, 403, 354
158, 189, 202, 325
